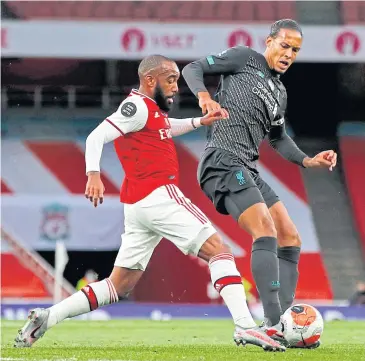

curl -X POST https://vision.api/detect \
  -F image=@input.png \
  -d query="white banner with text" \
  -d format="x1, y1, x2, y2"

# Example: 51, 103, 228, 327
1, 21, 364, 61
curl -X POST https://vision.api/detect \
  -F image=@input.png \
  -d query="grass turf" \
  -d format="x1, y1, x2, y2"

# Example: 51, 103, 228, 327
1, 320, 365, 361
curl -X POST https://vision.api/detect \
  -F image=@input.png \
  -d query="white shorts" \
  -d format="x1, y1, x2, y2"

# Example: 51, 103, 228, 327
114, 184, 216, 271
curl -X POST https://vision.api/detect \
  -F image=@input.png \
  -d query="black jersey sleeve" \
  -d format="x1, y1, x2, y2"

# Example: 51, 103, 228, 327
182, 46, 252, 97
269, 123, 308, 167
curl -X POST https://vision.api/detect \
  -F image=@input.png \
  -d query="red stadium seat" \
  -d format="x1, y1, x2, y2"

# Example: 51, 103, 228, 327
256, 1, 277, 22
156, 2, 176, 22
113, 2, 133, 20
277, 1, 296, 20
133, 2, 153, 20
176, 2, 196, 21
5, 1, 297, 22
1, 253, 50, 299
91, 2, 112, 19
197, 2, 217, 21
235, 2, 255, 22
33, 1, 54, 18
341, 0, 365, 24
5, 1, 27, 18
55, 2, 74, 18
339, 123, 365, 259
214, 1, 235, 22
74, 1, 94, 19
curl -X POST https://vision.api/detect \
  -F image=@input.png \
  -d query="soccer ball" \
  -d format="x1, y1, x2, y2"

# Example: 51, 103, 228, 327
281, 303, 324, 347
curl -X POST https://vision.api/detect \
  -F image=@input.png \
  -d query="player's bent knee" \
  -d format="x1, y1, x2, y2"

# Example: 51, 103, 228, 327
295, 233, 302, 247
198, 233, 232, 262
259, 216, 277, 239
245, 214, 277, 240
278, 231, 302, 247
237, 203, 277, 239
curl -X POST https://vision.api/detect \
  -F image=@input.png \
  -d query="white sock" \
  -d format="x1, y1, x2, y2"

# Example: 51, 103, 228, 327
209, 253, 256, 329
46, 278, 118, 329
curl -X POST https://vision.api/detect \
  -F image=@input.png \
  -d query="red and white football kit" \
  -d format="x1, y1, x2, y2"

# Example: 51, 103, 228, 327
85, 89, 216, 270
14, 97, 283, 352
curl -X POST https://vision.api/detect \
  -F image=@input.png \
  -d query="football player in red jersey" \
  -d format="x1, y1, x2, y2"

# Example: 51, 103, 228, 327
15, 55, 284, 352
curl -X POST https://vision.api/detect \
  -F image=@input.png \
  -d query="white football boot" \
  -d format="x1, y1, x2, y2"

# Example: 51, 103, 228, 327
233, 325, 286, 351
14, 308, 50, 347
260, 318, 288, 345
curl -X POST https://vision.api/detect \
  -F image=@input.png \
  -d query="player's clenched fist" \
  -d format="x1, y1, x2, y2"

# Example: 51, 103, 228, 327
303, 150, 337, 171
85, 171, 105, 207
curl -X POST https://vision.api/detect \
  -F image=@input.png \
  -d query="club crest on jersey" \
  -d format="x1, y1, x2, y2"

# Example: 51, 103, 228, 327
235, 170, 246, 185
154, 112, 160, 118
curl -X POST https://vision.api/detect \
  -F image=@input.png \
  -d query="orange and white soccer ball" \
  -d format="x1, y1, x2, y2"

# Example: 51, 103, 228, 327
281, 304, 324, 347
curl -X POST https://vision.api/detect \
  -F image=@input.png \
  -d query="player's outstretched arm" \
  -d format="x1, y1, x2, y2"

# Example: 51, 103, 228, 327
268, 124, 337, 171
182, 46, 251, 96
268, 122, 308, 167
169, 111, 225, 137
182, 46, 251, 117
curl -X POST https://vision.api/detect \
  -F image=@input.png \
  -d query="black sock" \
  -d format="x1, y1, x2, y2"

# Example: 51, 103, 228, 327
278, 246, 300, 312
251, 237, 282, 326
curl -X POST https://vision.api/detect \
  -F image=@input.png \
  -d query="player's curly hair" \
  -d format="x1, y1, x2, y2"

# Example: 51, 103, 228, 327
138, 54, 174, 77
269, 19, 303, 38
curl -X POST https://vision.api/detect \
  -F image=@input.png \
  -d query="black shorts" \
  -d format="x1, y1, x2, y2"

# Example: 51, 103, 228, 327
197, 148, 279, 221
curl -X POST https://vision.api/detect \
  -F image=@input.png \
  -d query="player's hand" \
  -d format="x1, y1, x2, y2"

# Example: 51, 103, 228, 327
200, 110, 227, 126
303, 150, 337, 171
198, 92, 229, 119
85, 172, 105, 207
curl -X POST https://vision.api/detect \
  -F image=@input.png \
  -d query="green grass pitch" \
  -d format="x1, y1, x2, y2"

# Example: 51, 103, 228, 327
1, 320, 365, 361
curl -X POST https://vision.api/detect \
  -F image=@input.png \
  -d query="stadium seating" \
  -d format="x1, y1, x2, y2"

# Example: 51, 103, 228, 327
338, 122, 365, 258
5, 1, 296, 22
341, 0, 365, 24
1, 226, 50, 300
1, 252, 50, 298
1, 227, 76, 301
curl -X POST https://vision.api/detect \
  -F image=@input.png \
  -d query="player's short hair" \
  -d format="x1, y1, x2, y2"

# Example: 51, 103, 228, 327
138, 54, 175, 77
269, 19, 303, 38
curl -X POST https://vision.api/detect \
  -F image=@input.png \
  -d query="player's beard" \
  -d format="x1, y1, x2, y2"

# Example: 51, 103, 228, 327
154, 84, 171, 112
